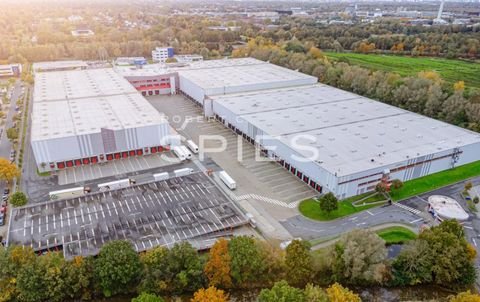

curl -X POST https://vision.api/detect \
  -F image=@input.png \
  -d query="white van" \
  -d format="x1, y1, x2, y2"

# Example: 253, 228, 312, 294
174, 168, 194, 177
153, 172, 169, 181
186, 140, 199, 154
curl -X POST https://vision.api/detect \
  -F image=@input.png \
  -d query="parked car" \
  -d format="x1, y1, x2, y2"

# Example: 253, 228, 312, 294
0, 214, 4, 226
0, 205, 6, 213
3, 188, 9, 195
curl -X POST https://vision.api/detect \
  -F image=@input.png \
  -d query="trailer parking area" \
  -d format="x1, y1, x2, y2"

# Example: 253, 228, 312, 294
8, 172, 248, 259
58, 152, 181, 185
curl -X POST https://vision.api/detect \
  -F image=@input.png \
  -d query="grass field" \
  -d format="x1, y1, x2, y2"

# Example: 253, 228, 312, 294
299, 193, 383, 221
390, 160, 480, 201
325, 52, 480, 88
376, 226, 417, 245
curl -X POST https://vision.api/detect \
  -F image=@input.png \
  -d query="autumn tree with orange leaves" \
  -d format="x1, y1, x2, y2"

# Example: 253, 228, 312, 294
204, 238, 232, 288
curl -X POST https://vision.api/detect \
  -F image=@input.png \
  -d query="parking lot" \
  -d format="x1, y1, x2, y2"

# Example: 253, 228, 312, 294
58, 152, 181, 185
8, 172, 248, 259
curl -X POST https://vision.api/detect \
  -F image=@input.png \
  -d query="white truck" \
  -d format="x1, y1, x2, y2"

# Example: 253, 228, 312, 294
179, 145, 192, 159
153, 172, 169, 181
49, 186, 90, 201
98, 178, 135, 191
219, 170, 236, 190
186, 140, 199, 154
172, 146, 187, 161
174, 168, 194, 177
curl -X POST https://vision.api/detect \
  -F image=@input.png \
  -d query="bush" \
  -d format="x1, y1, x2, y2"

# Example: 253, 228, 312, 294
474, 196, 479, 204
9, 191, 28, 207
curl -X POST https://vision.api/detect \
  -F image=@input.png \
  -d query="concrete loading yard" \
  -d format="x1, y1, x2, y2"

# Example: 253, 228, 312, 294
8, 172, 248, 259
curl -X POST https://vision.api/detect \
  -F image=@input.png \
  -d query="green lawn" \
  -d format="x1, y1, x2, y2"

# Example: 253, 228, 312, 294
325, 52, 480, 88
390, 160, 480, 201
376, 226, 417, 245
299, 196, 381, 221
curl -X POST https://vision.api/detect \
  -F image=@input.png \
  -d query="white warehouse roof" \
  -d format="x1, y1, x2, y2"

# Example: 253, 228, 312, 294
178, 62, 317, 93
32, 60, 88, 72
34, 68, 137, 101
32, 68, 168, 141
212, 84, 480, 176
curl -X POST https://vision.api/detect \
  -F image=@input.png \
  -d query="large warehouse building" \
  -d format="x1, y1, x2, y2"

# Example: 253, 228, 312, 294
206, 83, 480, 199
32, 68, 177, 172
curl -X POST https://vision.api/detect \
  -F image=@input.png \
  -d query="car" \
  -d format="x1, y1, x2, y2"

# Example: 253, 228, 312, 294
3, 188, 9, 195
2, 195, 8, 201
0, 215, 4, 226
0, 206, 6, 213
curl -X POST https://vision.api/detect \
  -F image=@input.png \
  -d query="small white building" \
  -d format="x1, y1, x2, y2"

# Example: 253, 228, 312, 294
0, 64, 22, 77
152, 47, 174, 63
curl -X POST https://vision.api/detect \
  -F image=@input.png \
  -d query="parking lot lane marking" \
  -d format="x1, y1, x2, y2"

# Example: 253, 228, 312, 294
125, 200, 131, 212
80, 208, 85, 223
366, 210, 374, 216
410, 218, 423, 224
60, 213, 64, 228
136, 196, 144, 209
23, 219, 27, 236
106, 203, 112, 216
464, 226, 473, 230
112, 161, 120, 176
473, 238, 477, 247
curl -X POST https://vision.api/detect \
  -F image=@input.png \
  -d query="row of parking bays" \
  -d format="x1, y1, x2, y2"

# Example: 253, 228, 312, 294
8, 172, 248, 259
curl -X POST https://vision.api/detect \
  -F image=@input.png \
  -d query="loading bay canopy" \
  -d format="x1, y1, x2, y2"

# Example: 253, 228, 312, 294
8, 172, 248, 259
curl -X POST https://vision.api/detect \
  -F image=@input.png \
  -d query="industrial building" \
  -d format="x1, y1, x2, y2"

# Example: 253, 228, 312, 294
0, 64, 22, 77
115, 64, 178, 96
32, 61, 88, 73
31, 68, 177, 172
207, 84, 480, 198
152, 46, 174, 63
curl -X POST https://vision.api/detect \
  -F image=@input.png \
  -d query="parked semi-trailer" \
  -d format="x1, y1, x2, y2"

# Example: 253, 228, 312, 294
49, 186, 91, 200
98, 178, 135, 191
186, 140, 199, 154
218, 171, 236, 190
172, 146, 187, 161
153, 172, 169, 181
179, 145, 192, 159
174, 168, 194, 177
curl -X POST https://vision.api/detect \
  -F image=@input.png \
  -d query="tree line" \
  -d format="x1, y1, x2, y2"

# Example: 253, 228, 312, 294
0, 220, 476, 302
232, 37, 480, 133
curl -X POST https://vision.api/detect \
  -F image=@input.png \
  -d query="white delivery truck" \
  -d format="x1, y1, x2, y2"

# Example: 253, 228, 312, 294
172, 146, 187, 161
49, 186, 90, 200
186, 140, 199, 154
174, 168, 194, 177
219, 170, 236, 190
179, 145, 192, 159
98, 178, 135, 191
153, 172, 169, 181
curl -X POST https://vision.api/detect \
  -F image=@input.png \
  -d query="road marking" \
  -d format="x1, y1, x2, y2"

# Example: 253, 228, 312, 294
410, 218, 423, 224
349, 216, 358, 221
464, 226, 473, 230
473, 238, 477, 247
366, 210, 374, 216
356, 222, 367, 226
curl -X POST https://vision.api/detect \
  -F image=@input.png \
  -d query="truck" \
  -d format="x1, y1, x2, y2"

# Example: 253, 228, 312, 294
49, 186, 90, 201
172, 146, 187, 161
174, 168, 194, 177
186, 140, 199, 153
179, 145, 192, 159
153, 172, 169, 181
98, 178, 135, 191
218, 171, 236, 190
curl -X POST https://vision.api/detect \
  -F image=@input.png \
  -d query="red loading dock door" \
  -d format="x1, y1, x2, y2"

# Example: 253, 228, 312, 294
106, 154, 113, 161
129, 150, 136, 156
151, 147, 157, 153
57, 162, 65, 169
114, 153, 121, 159
66, 161, 73, 167
122, 152, 128, 158
75, 159, 82, 166
83, 158, 90, 164
91, 156, 98, 163
136, 149, 143, 156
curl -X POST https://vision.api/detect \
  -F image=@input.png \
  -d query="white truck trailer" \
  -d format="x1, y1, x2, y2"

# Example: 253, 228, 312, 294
174, 168, 194, 177
179, 145, 192, 159
218, 170, 236, 190
49, 186, 90, 200
172, 146, 187, 161
98, 178, 135, 191
153, 172, 169, 181
186, 140, 199, 153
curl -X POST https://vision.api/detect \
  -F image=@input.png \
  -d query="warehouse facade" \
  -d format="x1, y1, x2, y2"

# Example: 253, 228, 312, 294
207, 84, 480, 198
32, 68, 177, 172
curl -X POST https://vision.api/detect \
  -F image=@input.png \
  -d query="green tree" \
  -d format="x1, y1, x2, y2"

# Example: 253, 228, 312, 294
9, 191, 28, 207
331, 229, 388, 285
165, 241, 204, 293
258, 280, 305, 302
62, 256, 94, 301
16, 260, 48, 302
0, 246, 36, 302
94, 240, 142, 297
464, 182, 473, 192
285, 240, 313, 287
132, 292, 165, 302
392, 239, 434, 285
319, 192, 338, 215
138, 246, 170, 294
390, 179, 404, 190
304, 284, 328, 302
6, 127, 18, 140
229, 236, 266, 287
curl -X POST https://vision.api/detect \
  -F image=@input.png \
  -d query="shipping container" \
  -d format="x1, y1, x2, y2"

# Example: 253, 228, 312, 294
219, 171, 236, 190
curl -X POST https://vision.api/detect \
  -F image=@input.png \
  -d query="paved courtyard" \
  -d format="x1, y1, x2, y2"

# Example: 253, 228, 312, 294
8, 172, 248, 259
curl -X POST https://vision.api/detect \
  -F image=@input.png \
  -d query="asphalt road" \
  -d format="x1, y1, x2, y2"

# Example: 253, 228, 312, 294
0, 80, 22, 239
